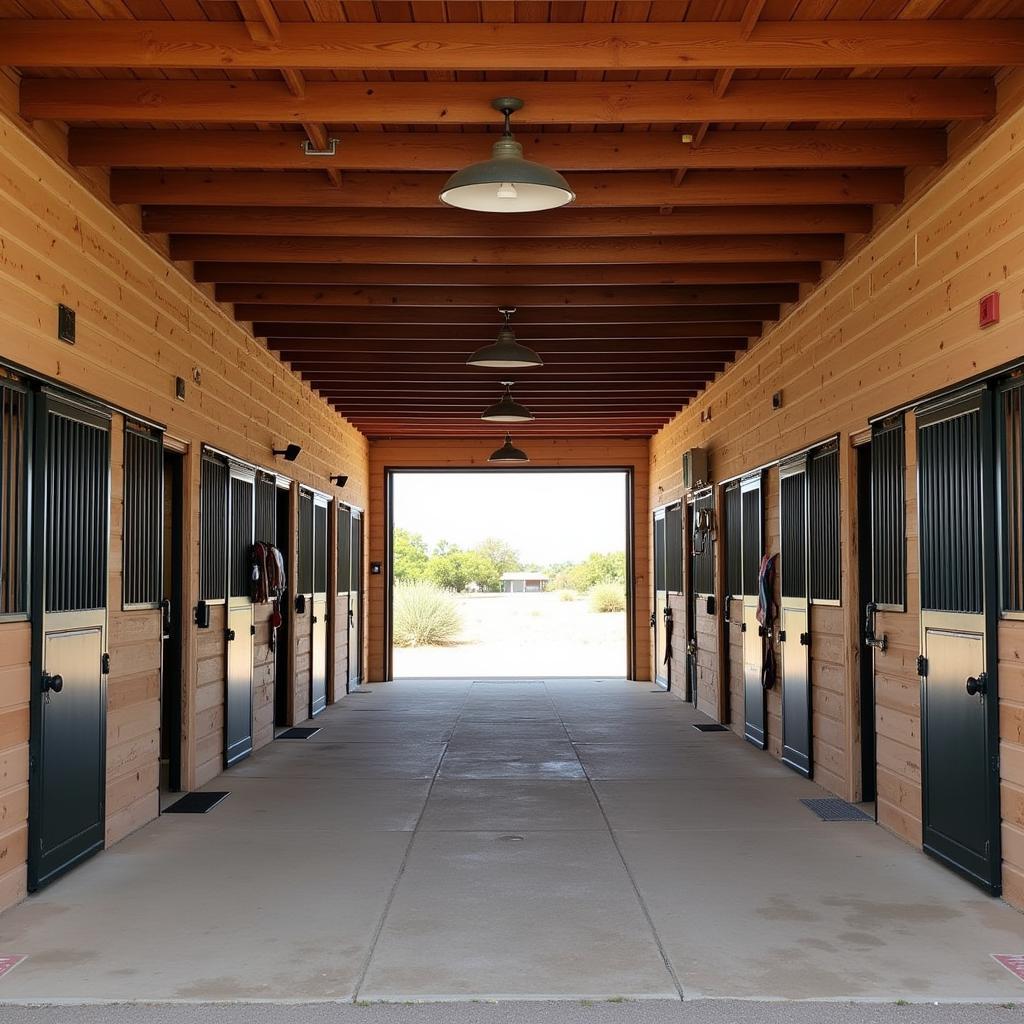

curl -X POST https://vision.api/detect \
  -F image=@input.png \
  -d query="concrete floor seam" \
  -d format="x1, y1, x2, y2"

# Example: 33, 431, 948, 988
547, 680, 687, 1003
349, 684, 473, 1003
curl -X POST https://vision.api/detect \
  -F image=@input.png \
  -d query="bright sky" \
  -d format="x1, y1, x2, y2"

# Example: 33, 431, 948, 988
392, 471, 627, 565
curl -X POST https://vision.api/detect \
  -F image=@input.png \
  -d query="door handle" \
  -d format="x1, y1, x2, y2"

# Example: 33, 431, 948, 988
349, 608, 355, 624
649, 612, 656, 628
864, 602, 888, 652
41, 671, 63, 694
966, 673, 988, 697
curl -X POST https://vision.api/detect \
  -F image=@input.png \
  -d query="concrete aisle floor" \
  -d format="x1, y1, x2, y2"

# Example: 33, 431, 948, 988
0, 678, 1023, 1007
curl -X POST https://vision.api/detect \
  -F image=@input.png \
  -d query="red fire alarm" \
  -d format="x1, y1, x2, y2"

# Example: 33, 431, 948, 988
980, 291, 1000, 328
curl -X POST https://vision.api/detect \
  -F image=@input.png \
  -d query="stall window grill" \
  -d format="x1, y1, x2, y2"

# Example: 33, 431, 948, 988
741, 483, 761, 596
690, 492, 715, 595
255, 472, 276, 544
919, 408, 983, 614
297, 490, 313, 594
313, 501, 328, 594
871, 416, 906, 610
665, 502, 682, 593
780, 465, 808, 599
724, 482, 742, 597
653, 514, 666, 592
0, 383, 29, 616
45, 411, 109, 613
337, 505, 351, 594
1002, 383, 1024, 613
123, 426, 163, 608
228, 476, 254, 600
809, 445, 840, 602
200, 456, 228, 602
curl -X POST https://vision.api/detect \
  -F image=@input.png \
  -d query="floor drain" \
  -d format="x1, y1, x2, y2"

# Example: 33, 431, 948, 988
498, 834, 525, 842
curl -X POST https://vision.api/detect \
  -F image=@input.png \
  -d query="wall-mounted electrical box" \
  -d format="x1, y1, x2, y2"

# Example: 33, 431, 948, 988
682, 448, 709, 492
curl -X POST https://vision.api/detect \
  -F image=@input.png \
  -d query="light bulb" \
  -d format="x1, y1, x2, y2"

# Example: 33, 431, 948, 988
496, 182, 518, 199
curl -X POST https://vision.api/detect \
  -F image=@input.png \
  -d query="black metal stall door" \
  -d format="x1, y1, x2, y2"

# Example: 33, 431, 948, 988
310, 495, 328, 716
29, 393, 110, 891
779, 457, 812, 776
348, 509, 363, 689
917, 388, 1000, 894
741, 473, 765, 748
225, 465, 255, 766
652, 509, 668, 688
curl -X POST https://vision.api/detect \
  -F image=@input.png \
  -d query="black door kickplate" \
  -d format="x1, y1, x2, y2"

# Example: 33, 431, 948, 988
279, 726, 321, 739
692, 723, 729, 732
801, 797, 872, 822
165, 791, 229, 814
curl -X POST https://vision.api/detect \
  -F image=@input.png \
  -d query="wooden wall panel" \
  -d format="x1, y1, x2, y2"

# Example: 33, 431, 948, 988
293, 607, 312, 726
649, 71, 1024, 903
0, 622, 30, 911
366, 438, 649, 683
694, 604, 719, 718
253, 604, 275, 751
999, 619, 1024, 909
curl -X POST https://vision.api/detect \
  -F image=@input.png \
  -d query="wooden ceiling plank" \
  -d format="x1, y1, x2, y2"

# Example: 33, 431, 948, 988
257, 321, 760, 339
67, 127, 948, 169
142, 204, 873, 236
22, 78, 996, 124
4, 20, 1022, 69
213, 282, 800, 305
169, 233, 844, 263
192, 261, 823, 285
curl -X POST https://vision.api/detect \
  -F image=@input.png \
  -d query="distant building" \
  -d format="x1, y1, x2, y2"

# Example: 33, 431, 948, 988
501, 571, 549, 594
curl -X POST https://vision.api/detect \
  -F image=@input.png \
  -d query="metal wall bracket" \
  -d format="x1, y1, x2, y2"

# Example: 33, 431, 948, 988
301, 137, 339, 157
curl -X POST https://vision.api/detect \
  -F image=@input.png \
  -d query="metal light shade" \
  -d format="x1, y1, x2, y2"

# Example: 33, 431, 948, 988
488, 434, 530, 463
467, 325, 543, 369
440, 99, 574, 213
481, 382, 534, 423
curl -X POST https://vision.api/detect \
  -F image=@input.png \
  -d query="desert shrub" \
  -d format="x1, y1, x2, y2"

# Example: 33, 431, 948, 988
557, 589, 577, 602
588, 582, 626, 613
392, 582, 463, 647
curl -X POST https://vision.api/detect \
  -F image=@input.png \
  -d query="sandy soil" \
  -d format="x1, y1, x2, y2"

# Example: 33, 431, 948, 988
392, 591, 627, 678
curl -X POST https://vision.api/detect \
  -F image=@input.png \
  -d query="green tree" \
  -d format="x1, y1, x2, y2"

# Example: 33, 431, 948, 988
552, 551, 627, 592
392, 527, 429, 583
472, 537, 522, 578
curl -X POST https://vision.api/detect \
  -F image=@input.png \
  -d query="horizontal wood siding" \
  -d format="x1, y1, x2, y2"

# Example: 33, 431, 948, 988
367, 438, 649, 684
650, 71, 1024, 906
0, 621, 30, 911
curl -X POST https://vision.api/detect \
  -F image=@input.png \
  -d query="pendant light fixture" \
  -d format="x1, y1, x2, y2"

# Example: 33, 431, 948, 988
488, 434, 530, 464
440, 98, 575, 213
481, 381, 534, 423
467, 308, 543, 369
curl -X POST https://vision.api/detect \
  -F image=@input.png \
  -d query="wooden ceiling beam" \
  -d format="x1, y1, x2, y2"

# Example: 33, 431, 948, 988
260, 322, 757, 340
117, 169, 903, 209
144, 205, 872, 239
229, 304, 778, 325
195, 262, 821, 286
69, 128, 946, 171
4, 20, 1020, 71
23, 79, 994, 125
173, 235, 843, 265
298, 362, 725, 376
213, 283, 800, 306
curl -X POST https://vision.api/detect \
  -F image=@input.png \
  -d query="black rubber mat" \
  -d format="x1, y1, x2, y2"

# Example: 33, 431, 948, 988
279, 727, 321, 739
692, 723, 729, 732
801, 797, 872, 822
165, 791, 229, 814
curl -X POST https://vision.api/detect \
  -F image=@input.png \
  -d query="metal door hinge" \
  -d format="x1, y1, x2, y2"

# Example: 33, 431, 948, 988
101, 652, 110, 675
799, 632, 811, 646
250, 624, 256, 637
778, 629, 787, 642
226, 628, 236, 642
992, 754, 1001, 774
917, 655, 928, 677
741, 622, 747, 633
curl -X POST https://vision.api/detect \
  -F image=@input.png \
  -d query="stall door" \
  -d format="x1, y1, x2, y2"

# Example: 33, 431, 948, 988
779, 458, 812, 776
741, 473, 765, 748
29, 394, 110, 891
917, 390, 1000, 893
225, 465, 255, 766
652, 509, 669, 688
337, 503, 352, 692
348, 509, 363, 690
310, 495, 329, 716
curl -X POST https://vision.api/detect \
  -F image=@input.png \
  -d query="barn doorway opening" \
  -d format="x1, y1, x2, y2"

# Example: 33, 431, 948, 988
387, 470, 632, 680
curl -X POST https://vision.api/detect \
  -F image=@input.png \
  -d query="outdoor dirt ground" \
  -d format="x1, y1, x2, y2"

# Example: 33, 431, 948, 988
393, 592, 627, 678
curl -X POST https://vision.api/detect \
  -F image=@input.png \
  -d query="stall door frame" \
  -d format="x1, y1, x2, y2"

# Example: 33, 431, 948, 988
310, 494, 329, 716
652, 507, 669, 689
224, 462, 255, 767
348, 508, 363, 691
28, 390, 111, 892
741, 472, 765, 748
916, 385, 1000, 894
779, 456, 812, 776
